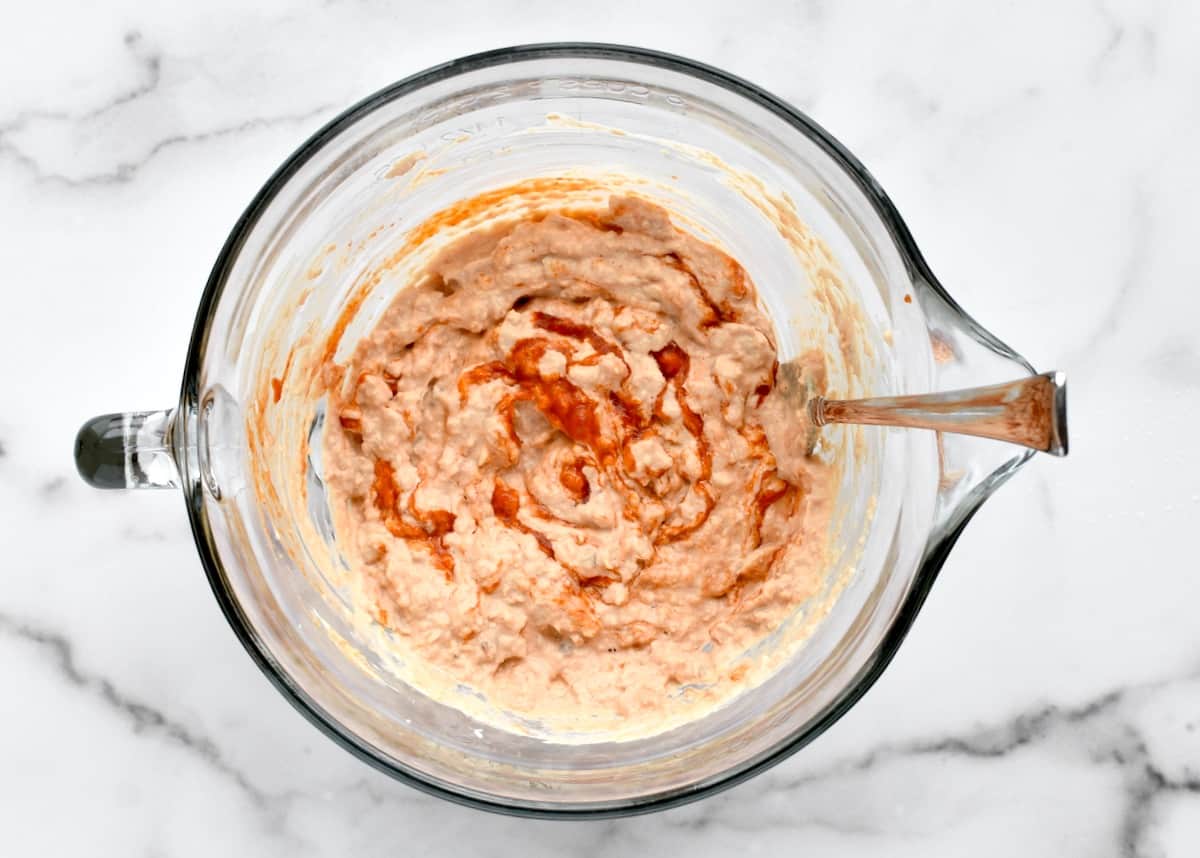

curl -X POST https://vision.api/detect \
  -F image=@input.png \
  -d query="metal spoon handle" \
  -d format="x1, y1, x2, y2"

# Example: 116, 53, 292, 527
808, 371, 1068, 456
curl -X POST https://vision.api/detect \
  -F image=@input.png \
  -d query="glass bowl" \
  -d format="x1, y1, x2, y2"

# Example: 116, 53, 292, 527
75, 44, 1059, 817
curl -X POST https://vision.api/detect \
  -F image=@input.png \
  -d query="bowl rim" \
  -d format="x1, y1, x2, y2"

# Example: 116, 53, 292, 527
180, 41, 976, 818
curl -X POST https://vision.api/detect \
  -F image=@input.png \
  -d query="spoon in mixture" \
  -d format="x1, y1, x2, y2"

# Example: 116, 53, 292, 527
789, 366, 1068, 456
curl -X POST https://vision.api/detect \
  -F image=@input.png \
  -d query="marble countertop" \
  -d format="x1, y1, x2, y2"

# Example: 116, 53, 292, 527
3, 0, 1198, 854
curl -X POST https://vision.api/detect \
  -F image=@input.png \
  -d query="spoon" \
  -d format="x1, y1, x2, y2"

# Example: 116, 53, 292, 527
802, 371, 1068, 456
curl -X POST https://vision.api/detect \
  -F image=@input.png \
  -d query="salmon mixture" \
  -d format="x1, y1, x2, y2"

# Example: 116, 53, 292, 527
322, 196, 835, 724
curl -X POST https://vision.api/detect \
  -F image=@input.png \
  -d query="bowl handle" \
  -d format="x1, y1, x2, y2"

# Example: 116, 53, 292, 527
74, 409, 180, 490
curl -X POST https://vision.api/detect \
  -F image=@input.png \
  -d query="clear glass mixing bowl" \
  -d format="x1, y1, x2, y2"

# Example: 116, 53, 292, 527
74, 44, 1065, 817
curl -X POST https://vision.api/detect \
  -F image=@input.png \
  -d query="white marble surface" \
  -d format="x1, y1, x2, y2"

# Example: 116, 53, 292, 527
2, 0, 1198, 853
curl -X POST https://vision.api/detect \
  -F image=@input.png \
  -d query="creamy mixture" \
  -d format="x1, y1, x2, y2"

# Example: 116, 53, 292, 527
322, 196, 835, 725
